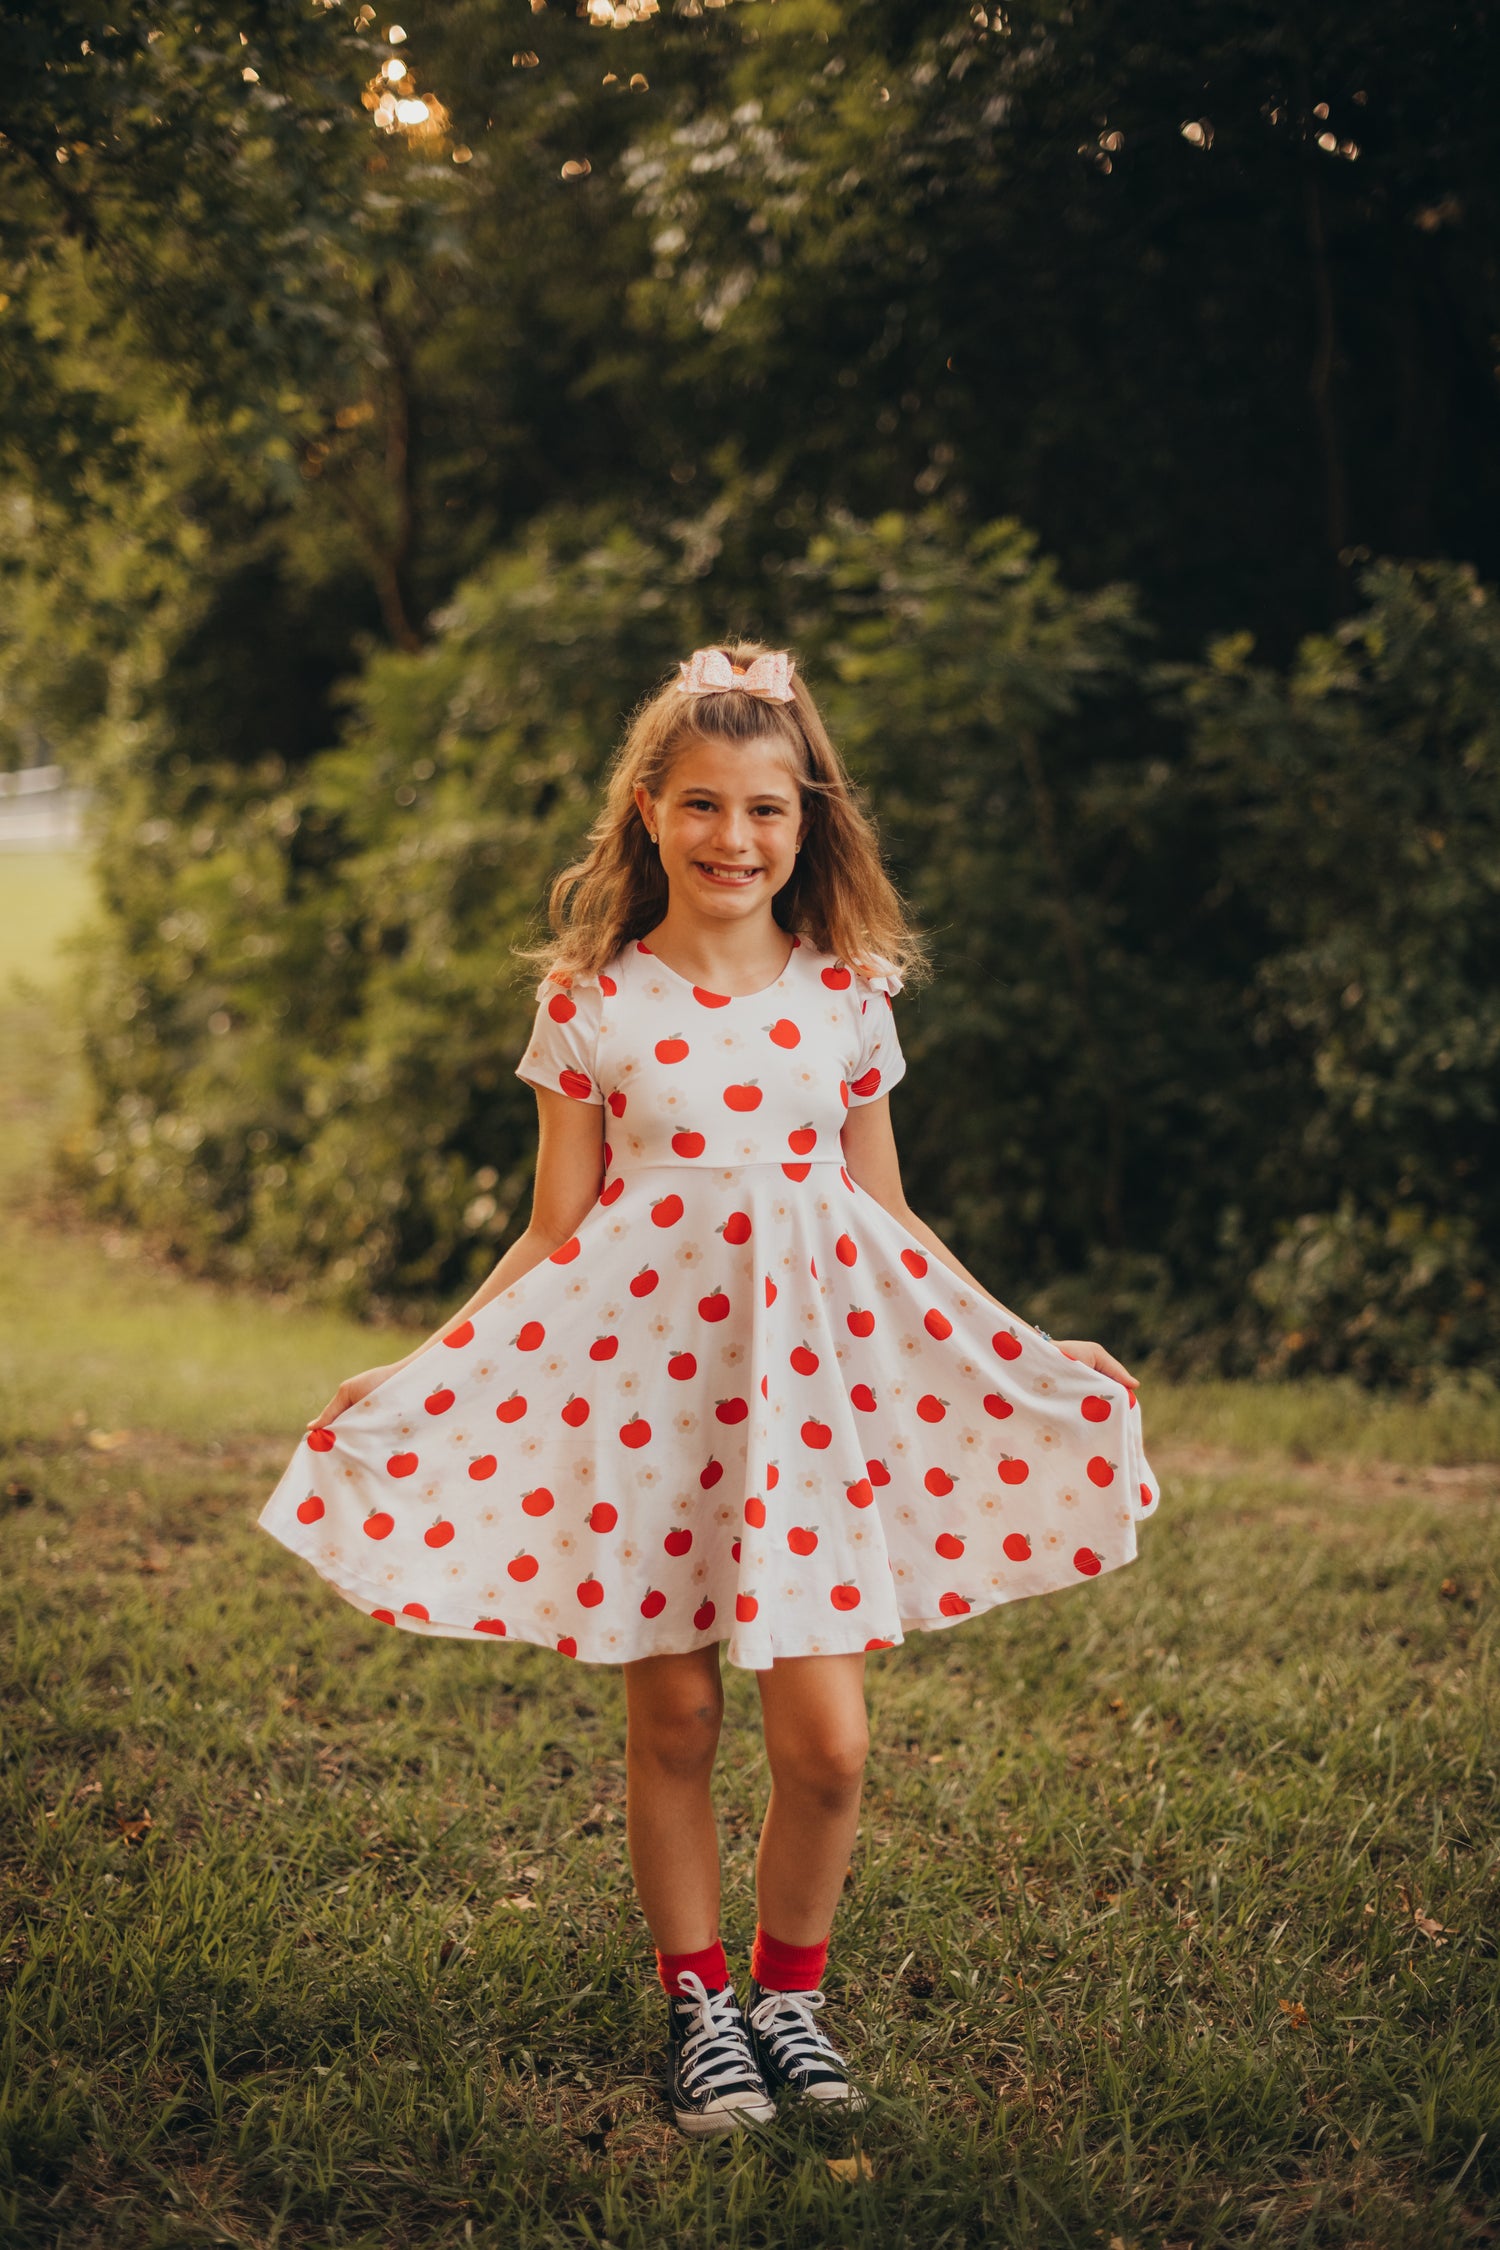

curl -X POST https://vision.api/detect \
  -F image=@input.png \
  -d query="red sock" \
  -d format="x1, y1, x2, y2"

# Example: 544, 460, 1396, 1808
750, 1925, 829, 1993
656, 1938, 729, 1998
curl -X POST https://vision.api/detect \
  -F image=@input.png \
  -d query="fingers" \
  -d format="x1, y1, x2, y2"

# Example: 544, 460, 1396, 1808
307, 1383, 350, 1431
1056, 1342, 1139, 1390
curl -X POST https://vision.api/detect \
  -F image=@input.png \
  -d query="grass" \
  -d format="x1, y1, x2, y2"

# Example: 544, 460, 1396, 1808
2, 856, 1498, 2248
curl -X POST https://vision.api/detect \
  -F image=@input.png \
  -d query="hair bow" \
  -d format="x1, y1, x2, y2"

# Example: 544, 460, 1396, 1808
677, 647, 796, 702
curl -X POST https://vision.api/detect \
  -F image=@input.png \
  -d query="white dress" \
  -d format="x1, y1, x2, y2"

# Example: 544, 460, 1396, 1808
256, 935, 1159, 1667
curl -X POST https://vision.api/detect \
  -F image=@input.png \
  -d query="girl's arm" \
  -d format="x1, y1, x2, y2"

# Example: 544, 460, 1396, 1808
840, 1096, 1138, 1393
308, 1088, 607, 1431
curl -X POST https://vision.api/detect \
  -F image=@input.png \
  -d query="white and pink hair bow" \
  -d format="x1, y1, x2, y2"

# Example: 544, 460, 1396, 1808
677, 647, 796, 702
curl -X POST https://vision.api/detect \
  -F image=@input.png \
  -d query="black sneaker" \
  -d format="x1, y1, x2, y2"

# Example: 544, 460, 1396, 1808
666, 1972, 777, 2136
746, 1979, 865, 2108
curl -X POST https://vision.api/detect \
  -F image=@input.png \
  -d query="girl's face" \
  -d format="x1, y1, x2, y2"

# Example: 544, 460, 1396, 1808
636, 735, 807, 924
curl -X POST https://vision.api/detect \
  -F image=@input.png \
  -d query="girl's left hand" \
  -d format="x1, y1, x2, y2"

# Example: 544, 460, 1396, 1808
1053, 1339, 1139, 1392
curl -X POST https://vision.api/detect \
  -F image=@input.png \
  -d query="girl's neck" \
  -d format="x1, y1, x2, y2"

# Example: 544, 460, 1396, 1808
641, 911, 797, 998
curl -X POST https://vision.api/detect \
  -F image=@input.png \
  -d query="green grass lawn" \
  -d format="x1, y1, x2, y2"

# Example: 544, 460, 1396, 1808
2, 856, 1497, 2248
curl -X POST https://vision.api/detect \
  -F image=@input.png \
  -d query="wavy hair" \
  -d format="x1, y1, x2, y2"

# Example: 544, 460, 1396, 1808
521, 641, 927, 988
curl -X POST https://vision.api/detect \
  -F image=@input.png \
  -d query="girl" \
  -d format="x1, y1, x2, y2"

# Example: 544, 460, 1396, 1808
257, 641, 1157, 2135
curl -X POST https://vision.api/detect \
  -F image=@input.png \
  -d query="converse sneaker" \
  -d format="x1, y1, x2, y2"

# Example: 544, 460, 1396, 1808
746, 1980, 865, 2108
666, 1972, 777, 2136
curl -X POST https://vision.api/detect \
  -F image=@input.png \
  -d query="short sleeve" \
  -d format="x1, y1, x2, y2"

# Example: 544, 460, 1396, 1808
514, 973, 606, 1105
848, 959, 907, 1105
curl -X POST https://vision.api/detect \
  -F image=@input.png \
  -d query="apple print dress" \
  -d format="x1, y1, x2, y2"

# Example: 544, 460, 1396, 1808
257, 936, 1159, 1668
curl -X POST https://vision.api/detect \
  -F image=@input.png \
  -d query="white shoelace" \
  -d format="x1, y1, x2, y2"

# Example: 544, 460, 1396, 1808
674, 1972, 761, 2095
748, 1984, 845, 2075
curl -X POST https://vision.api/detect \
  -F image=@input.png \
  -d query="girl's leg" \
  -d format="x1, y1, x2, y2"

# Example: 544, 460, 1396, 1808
623, 1644, 725, 1955
754, 1652, 869, 1948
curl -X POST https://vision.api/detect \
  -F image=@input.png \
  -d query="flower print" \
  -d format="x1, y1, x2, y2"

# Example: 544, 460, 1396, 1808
446, 1562, 465, 1583
647, 979, 666, 1000
618, 1371, 641, 1398
565, 1279, 587, 1301
601, 1301, 622, 1324
636, 1465, 660, 1489
954, 1292, 974, 1315
713, 1503, 733, 1527
619, 1541, 640, 1566
894, 1504, 916, 1527
602, 1629, 623, 1652
979, 1494, 999, 1516
662, 1089, 683, 1112
395, 1417, 416, 1439
1039, 1428, 1058, 1450
537, 1599, 558, 1623
816, 1196, 831, 1217
877, 1273, 898, 1298
1042, 1528, 1062, 1551
479, 1505, 499, 1527
1034, 1374, 1056, 1396
899, 1333, 920, 1357
649, 1313, 671, 1341
780, 1582, 803, 1603
891, 1561, 913, 1586
671, 1493, 692, 1517
736, 1139, 758, 1160
606, 1218, 628, 1243
772, 1200, 791, 1225
716, 1032, 738, 1054
849, 1525, 868, 1548
691, 1560, 709, 1585
889, 1433, 910, 1459
554, 1530, 578, 1557
722, 1340, 744, 1367
959, 1428, 981, 1454
674, 1241, 703, 1267
577, 1459, 595, 1485
806, 1636, 826, 1656
544, 1355, 565, 1380
985, 1571, 1004, 1592
957, 1359, 978, 1380
475, 1360, 496, 1380
1059, 1487, 1078, 1509
672, 1410, 697, 1437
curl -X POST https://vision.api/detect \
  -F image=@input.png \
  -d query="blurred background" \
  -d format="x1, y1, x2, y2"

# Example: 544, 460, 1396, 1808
4, 0, 1498, 1385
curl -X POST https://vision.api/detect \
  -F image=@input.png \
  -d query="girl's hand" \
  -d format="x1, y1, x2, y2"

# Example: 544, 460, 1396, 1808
1053, 1339, 1139, 1392
307, 1362, 409, 1433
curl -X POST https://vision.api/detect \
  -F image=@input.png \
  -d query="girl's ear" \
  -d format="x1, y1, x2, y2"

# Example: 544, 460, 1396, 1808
632, 780, 656, 832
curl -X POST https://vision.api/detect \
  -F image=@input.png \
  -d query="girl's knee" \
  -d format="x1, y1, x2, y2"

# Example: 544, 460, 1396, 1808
627, 1680, 723, 1781
769, 1717, 869, 1802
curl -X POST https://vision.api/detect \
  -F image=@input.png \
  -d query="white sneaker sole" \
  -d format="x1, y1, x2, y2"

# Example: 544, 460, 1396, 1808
672, 2094, 777, 2137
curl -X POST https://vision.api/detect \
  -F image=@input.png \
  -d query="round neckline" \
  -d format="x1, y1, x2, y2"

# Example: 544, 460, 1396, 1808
636, 935, 802, 1003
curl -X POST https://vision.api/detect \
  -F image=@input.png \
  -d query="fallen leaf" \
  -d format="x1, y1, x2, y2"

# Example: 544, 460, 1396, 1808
826, 2152, 874, 2182
504, 1894, 538, 1911
1413, 1911, 1448, 1943
1277, 1998, 1308, 2026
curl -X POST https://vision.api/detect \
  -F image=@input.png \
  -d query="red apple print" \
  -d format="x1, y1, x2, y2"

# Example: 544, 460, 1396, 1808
851, 1066, 881, 1098
698, 1288, 730, 1323
765, 1274, 777, 1307
766, 1463, 780, 1490
585, 1500, 617, 1534
371, 1609, 396, 1626
939, 1591, 971, 1617
744, 1495, 767, 1527
297, 1492, 325, 1524
548, 991, 577, 1023
924, 1467, 955, 1497
549, 1236, 581, 1264
1087, 1457, 1116, 1488
561, 1395, 590, 1428
656, 1034, 690, 1063
364, 1508, 395, 1540
496, 1393, 527, 1424
469, 1454, 497, 1480
790, 1344, 820, 1375
822, 965, 852, 990
736, 1592, 759, 1622
839, 1081, 850, 1109
513, 1320, 545, 1352
589, 1334, 619, 1362
672, 1129, 706, 1158
630, 1265, 659, 1296
425, 1387, 455, 1415
668, 1349, 698, 1381
810, 1255, 819, 1281
998, 1456, 1030, 1485
475, 1616, 507, 1635
935, 1531, 965, 1560
607, 1090, 627, 1119
307, 1427, 335, 1453
620, 1414, 652, 1448
720, 1210, 752, 1245
701, 1455, 724, 1490
761, 1375, 769, 1399
664, 1527, 693, 1557
983, 1393, 1014, 1421
846, 1307, 875, 1338
425, 1517, 456, 1549
557, 1635, 578, 1658
640, 1587, 666, 1619
836, 1234, 857, 1267
865, 1637, 895, 1651
900, 1248, 928, 1278
851, 1383, 877, 1413
693, 987, 731, 1010
522, 1486, 555, 1517
917, 1394, 947, 1423
844, 1477, 873, 1509
924, 1307, 953, 1341
402, 1602, 429, 1621
577, 1575, 605, 1609
867, 1457, 891, 1487
559, 1068, 593, 1102
993, 1329, 1022, 1360
731, 1537, 742, 1563
600, 1176, 625, 1206
788, 1124, 817, 1155
788, 1525, 819, 1556
508, 1552, 539, 1582
782, 1161, 811, 1182
443, 1320, 474, 1348
1081, 1395, 1112, 1423
694, 1597, 717, 1631
801, 1417, 832, 1450
830, 1582, 861, 1611
599, 972, 617, 995
387, 1452, 418, 1479
716, 1397, 749, 1425
1074, 1547, 1104, 1576
768, 1018, 800, 1048
1140, 1483, 1154, 1508
724, 1082, 762, 1112
651, 1194, 684, 1228
1003, 1532, 1032, 1562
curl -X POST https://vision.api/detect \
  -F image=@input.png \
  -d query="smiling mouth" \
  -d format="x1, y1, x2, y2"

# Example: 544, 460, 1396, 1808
694, 862, 760, 883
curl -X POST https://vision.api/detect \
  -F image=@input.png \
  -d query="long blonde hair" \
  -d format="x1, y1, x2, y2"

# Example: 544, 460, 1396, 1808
522, 641, 928, 987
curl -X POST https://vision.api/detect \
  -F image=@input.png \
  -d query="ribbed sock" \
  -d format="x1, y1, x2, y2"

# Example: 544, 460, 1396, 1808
656, 1938, 729, 1997
750, 1925, 829, 1993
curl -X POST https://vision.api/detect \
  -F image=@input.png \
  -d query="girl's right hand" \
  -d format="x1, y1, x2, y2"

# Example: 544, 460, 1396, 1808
307, 1362, 409, 1433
